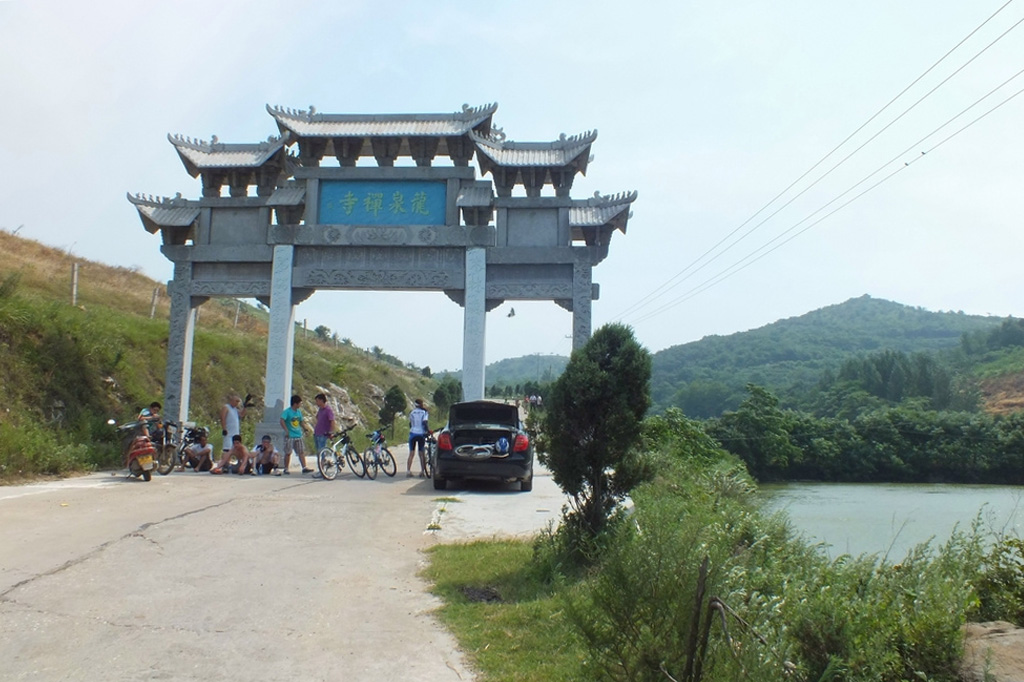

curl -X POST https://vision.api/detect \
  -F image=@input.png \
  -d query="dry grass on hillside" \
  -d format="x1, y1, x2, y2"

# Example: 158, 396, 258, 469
0, 229, 264, 333
979, 372, 1024, 415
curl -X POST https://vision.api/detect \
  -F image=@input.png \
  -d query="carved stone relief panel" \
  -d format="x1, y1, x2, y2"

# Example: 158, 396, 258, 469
191, 281, 272, 297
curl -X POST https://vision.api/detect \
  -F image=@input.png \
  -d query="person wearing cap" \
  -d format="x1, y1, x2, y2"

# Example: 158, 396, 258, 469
252, 434, 280, 475
406, 398, 429, 478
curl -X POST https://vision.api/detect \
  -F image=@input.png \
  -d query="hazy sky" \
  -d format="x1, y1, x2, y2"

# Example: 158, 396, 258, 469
2, 1, 1023, 372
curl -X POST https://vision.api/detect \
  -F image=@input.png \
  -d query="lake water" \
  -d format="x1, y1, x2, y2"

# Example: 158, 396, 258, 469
759, 483, 1024, 560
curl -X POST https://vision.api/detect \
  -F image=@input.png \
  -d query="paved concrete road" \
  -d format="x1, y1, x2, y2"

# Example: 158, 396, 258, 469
0, 453, 568, 682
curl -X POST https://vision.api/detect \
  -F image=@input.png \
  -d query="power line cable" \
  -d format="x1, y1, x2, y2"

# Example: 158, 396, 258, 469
627, 78, 1024, 324
612, 0, 1020, 322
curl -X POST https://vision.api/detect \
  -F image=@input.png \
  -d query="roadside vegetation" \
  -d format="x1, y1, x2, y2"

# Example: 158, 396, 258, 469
426, 325, 1024, 681
0, 229, 436, 481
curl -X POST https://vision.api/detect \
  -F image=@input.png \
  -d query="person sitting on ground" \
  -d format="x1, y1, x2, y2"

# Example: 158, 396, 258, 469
211, 434, 251, 475
184, 429, 214, 472
251, 434, 280, 475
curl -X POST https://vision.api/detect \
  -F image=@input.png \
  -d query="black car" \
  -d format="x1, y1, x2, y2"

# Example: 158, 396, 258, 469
432, 400, 534, 492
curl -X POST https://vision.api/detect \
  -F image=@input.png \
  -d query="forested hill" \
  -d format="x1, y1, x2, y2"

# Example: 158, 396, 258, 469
651, 295, 1004, 415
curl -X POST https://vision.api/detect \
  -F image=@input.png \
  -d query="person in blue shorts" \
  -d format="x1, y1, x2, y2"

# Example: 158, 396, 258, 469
406, 398, 429, 477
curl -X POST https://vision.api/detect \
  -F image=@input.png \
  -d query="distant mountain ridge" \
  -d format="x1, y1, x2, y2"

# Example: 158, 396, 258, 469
441, 354, 569, 389
650, 295, 1004, 414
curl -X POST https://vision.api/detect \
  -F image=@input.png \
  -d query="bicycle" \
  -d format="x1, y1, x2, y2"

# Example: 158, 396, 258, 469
362, 428, 397, 480
421, 431, 436, 479
317, 426, 365, 480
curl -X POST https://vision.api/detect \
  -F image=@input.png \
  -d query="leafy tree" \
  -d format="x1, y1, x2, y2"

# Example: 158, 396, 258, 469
432, 376, 462, 418
707, 384, 801, 481
313, 324, 331, 342
379, 385, 406, 435
542, 323, 652, 550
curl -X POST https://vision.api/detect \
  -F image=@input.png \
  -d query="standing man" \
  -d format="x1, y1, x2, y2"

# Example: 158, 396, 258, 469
313, 393, 337, 455
406, 398, 429, 478
280, 394, 312, 474
219, 393, 248, 461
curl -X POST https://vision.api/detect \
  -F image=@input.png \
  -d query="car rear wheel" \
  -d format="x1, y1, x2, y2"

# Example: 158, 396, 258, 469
520, 476, 533, 492
432, 474, 447, 490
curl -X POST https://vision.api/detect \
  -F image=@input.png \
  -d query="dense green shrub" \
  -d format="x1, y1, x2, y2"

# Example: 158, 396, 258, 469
558, 411, 989, 681
977, 536, 1024, 625
542, 324, 652, 559
708, 385, 1024, 484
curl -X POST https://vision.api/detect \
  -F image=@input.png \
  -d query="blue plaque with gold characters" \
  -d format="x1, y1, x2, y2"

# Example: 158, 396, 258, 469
319, 180, 446, 225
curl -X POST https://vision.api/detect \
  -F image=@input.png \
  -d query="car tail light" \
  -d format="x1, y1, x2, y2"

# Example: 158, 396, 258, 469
513, 434, 529, 452
438, 432, 453, 450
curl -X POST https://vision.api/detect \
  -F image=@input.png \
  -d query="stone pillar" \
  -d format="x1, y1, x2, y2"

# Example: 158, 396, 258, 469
163, 262, 199, 426
572, 260, 593, 351
462, 246, 487, 400
256, 244, 297, 448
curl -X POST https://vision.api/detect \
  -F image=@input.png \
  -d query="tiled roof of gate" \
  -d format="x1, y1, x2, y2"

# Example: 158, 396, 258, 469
267, 103, 497, 137
267, 186, 306, 206
456, 185, 494, 207
168, 134, 290, 173
569, 191, 637, 232
126, 193, 201, 230
470, 130, 597, 168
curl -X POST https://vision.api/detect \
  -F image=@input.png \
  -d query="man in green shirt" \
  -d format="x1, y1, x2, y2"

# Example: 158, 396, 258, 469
279, 394, 312, 474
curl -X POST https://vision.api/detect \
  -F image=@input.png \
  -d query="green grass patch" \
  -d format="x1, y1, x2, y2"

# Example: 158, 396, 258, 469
422, 540, 585, 681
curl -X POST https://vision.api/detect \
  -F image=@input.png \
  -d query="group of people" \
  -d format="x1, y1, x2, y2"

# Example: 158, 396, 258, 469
137, 391, 434, 479
203, 392, 322, 475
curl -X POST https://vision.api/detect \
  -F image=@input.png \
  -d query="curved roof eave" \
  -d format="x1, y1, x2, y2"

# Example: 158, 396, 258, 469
265, 102, 498, 138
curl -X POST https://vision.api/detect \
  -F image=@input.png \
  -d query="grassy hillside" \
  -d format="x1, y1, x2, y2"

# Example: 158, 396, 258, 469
0, 230, 435, 481
651, 295, 1007, 416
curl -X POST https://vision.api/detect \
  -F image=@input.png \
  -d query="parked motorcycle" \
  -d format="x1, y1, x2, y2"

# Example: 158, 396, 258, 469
109, 418, 175, 481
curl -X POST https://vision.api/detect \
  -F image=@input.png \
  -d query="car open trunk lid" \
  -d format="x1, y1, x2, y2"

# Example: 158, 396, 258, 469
447, 401, 519, 428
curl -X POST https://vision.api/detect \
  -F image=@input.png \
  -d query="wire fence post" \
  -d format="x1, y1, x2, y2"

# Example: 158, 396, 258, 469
70, 263, 79, 306
149, 287, 159, 319
234, 300, 241, 328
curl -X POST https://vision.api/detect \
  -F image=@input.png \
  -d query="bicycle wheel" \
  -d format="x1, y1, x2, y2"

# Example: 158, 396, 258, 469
345, 445, 366, 478
318, 447, 340, 480
380, 447, 397, 477
363, 447, 378, 480
422, 443, 434, 478
156, 443, 176, 475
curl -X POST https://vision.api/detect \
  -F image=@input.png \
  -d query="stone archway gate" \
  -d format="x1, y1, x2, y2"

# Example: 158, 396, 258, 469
129, 103, 636, 440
